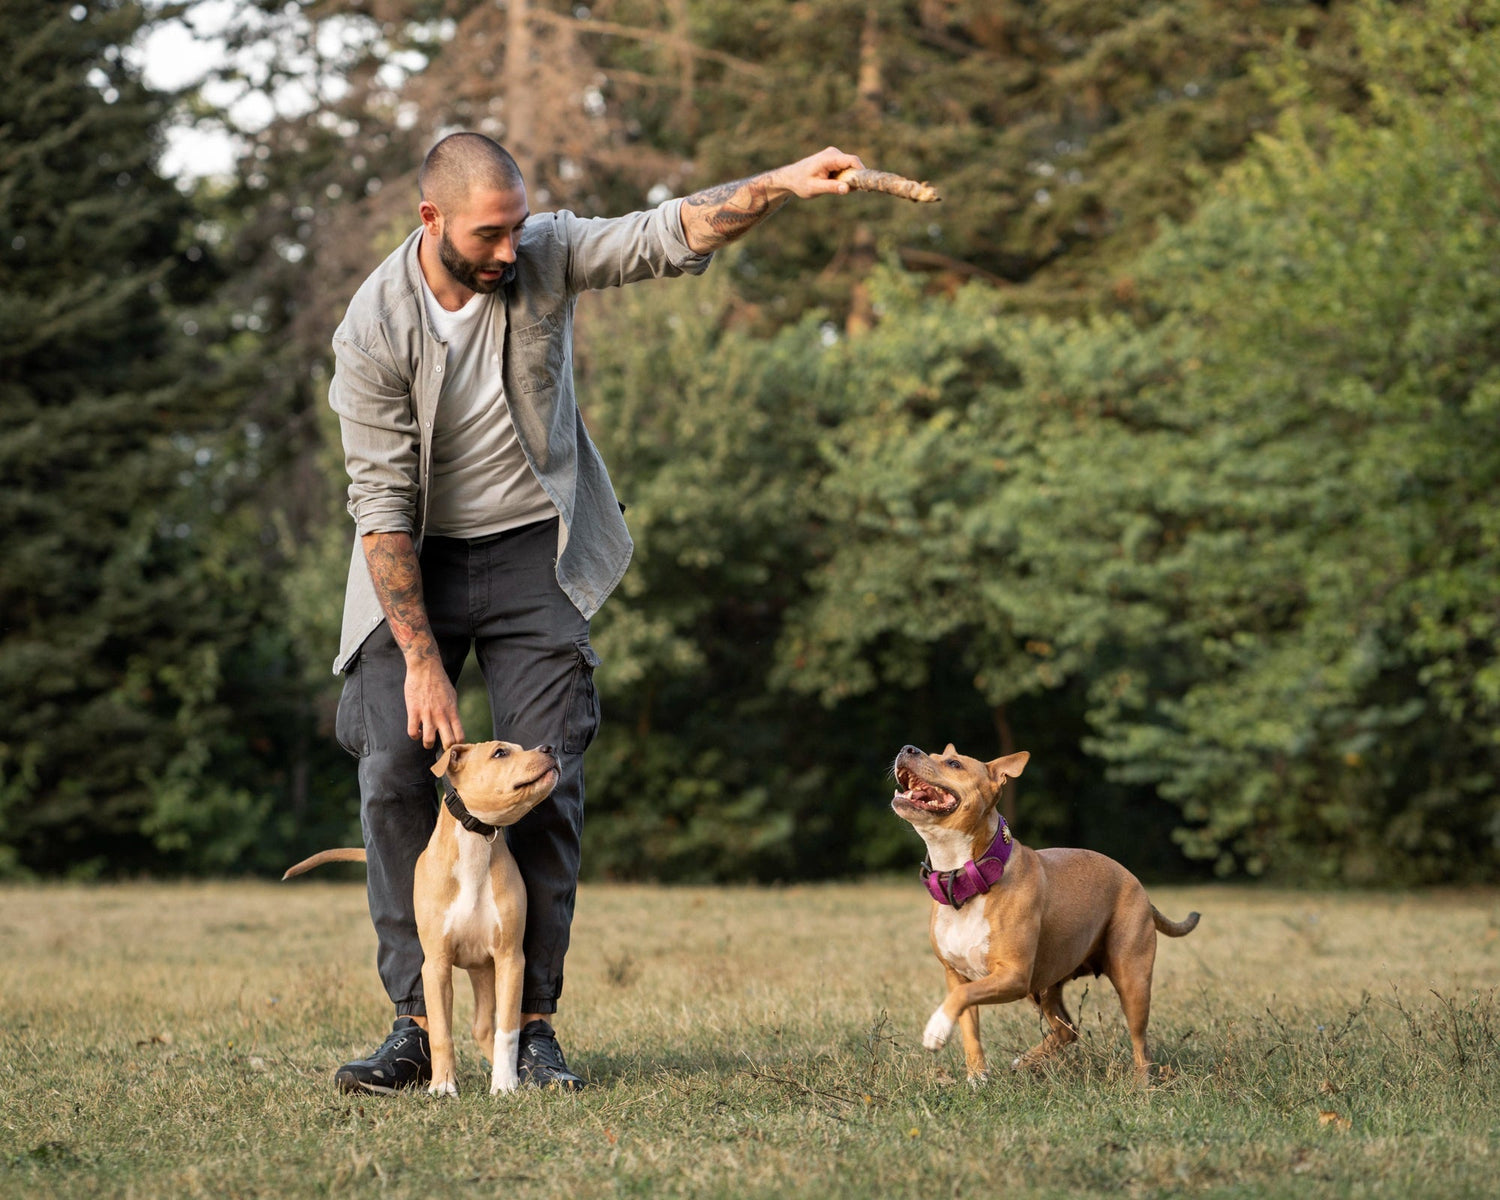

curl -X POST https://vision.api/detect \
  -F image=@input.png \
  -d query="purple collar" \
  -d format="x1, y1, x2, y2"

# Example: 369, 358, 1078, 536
921, 817, 1014, 908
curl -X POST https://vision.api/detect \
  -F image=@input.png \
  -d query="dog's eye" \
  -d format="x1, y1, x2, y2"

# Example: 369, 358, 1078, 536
946, 759, 961, 769
491, 747, 509, 758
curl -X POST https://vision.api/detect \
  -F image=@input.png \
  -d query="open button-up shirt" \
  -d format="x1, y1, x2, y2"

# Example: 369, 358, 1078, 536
328, 197, 713, 673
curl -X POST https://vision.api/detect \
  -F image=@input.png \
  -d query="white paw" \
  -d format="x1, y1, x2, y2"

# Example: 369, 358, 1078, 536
428, 1079, 458, 1098
490, 1068, 519, 1095
923, 1009, 955, 1051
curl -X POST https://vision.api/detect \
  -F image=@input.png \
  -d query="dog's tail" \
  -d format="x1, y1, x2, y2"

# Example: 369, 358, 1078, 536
1152, 906, 1200, 937
282, 848, 367, 880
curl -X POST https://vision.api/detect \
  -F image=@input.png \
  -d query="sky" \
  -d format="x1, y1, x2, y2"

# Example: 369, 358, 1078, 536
134, 0, 435, 182
134, 0, 243, 179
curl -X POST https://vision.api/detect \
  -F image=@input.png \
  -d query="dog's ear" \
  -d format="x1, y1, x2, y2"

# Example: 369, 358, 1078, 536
942, 743, 958, 758
986, 751, 1030, 788
430, 744, 467, 778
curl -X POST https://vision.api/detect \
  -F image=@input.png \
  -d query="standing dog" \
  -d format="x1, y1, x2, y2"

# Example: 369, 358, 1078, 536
891, 743, 1199, 1084
284, 739, 557, 1095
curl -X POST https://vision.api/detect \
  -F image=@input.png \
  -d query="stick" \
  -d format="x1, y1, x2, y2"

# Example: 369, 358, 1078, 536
836, 167, 941, 203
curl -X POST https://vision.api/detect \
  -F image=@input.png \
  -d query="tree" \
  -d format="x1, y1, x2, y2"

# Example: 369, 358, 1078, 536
0, 0, 351, 875
1084, 0, 1500, 881
0, 0, 218, 871
775, 0, 1500, 883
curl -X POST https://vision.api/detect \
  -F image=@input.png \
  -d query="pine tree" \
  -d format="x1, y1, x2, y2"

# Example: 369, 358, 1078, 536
0, 0, 245, 873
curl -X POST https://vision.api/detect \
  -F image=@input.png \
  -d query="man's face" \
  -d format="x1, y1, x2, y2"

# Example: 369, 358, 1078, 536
429, 185, 529, 294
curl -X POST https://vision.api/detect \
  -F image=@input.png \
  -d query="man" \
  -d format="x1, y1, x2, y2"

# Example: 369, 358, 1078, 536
327, 133, 864, 1093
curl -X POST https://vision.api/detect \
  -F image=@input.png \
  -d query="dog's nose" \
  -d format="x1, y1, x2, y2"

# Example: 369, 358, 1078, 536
539, 744, 555, 757
900, 744, 920, 757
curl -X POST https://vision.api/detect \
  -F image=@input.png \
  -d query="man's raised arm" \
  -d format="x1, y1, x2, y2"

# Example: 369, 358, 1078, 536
677, 146, 865, 255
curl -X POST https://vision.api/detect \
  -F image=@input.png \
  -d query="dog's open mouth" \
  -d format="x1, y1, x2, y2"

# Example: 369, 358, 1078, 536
892, 766, 959, 815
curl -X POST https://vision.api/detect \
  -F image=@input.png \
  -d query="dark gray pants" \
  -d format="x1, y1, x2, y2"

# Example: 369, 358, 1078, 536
334, 517, 600, 1017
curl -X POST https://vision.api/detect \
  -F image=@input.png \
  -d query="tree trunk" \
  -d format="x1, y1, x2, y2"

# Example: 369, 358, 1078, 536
506, 0, 536, 184
991, 703, 1017, 826
669, 0, 697, 140
846, 5, 884, 336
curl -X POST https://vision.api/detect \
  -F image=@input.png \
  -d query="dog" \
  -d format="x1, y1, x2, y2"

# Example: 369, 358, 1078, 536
891, 743, 1199, 1084
283, 739, 558, 1095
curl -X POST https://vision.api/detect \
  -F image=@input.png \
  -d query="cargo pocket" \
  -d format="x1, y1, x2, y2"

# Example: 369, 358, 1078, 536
334, 657, 369, 758
562, 640, 602, 754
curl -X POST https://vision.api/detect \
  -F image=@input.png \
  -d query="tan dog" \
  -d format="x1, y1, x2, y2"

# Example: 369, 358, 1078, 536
283, 739, 557, 1095
891, 743, 1199, 1084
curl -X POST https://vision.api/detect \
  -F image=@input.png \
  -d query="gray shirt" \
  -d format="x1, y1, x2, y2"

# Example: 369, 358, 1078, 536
417, 277, 556, 537
328, 197, 713, 673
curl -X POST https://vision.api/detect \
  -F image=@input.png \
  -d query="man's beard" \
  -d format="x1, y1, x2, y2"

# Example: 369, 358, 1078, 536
438, 228, 516, 293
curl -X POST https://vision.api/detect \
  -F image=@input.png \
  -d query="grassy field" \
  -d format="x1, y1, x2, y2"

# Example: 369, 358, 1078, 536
1, 879, 1497, 1198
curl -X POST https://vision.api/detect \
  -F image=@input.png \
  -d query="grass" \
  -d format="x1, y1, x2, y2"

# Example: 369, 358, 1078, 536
1, 879, 1498, 1198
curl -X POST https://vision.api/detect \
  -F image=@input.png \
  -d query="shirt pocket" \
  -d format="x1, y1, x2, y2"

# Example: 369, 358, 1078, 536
513, 312, 564, 394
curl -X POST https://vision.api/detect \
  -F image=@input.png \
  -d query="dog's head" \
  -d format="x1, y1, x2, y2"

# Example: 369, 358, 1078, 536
891, 743, 1029, 832
430, 740, 559, 827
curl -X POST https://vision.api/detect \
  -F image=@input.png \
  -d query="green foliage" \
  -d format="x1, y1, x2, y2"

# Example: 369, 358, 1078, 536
0, 0, 219, 873
774, 0, 1500, 882
1088, 0, 1500, 880
0, 0, 355, 875
6, 0, 1497, 884
578, 270, 896, 879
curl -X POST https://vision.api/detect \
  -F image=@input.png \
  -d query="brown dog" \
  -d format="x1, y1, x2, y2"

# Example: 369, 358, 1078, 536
283, 739, 557, 1095
891, 743, 1198, 1084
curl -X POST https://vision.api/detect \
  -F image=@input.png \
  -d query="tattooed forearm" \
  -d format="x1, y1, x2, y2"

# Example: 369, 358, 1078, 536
362, 532, 439, 663
680, 173, 789, 253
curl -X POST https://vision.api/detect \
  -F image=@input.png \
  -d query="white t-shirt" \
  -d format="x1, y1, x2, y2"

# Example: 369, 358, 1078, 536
420, 276, 558, 537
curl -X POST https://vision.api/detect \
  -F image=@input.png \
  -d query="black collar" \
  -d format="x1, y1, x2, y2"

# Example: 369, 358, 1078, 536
442, 779, 500, 841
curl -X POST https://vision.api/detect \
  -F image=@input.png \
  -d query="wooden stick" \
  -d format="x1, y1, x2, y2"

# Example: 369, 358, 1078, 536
836, 167, 941, 203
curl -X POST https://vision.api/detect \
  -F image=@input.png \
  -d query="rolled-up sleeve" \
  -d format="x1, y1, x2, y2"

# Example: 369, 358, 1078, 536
563, 198, 714, 293
328, 334, 419, 536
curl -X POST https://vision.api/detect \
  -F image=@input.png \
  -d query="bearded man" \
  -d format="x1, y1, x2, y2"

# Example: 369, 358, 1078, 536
326, 132, 863, 1093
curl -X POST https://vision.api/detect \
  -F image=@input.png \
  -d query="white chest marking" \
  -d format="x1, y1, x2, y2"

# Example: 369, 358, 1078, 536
442, 834, 503, 962
933, 901, 991, 981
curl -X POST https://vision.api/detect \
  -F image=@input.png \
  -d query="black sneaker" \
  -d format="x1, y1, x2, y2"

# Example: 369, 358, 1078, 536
517, 1019, 586, 1091
334, 1017, 431, 1095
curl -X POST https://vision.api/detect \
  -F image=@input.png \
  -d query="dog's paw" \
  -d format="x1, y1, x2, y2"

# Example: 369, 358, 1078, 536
428, 1079, 459, 1098
923, 1008, 955, 1051
490, 1070, 520, 1096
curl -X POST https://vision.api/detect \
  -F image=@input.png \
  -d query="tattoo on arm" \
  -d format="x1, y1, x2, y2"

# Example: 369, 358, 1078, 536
362, 532, 439, 663
681, 173, 788, 253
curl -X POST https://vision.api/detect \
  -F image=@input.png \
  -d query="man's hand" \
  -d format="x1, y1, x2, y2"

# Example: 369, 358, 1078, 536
766, 146, 867, 201
403, 653, 465, 750
679, 146, 866, 254
361, 531, 466, 750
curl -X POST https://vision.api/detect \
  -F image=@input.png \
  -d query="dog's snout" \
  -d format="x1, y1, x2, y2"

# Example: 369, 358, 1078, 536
899, 744, 921, 758
538, 744, 555, 757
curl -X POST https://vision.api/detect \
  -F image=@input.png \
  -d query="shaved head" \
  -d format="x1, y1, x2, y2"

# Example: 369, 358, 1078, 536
419, 132, 524, 216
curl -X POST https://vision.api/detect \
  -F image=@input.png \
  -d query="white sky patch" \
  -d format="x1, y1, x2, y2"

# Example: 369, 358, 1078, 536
130, 0, 442, 183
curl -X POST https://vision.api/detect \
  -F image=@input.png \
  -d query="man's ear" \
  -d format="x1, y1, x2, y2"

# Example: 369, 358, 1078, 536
986, 751, 1030, 788
430, 744, 467, 779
